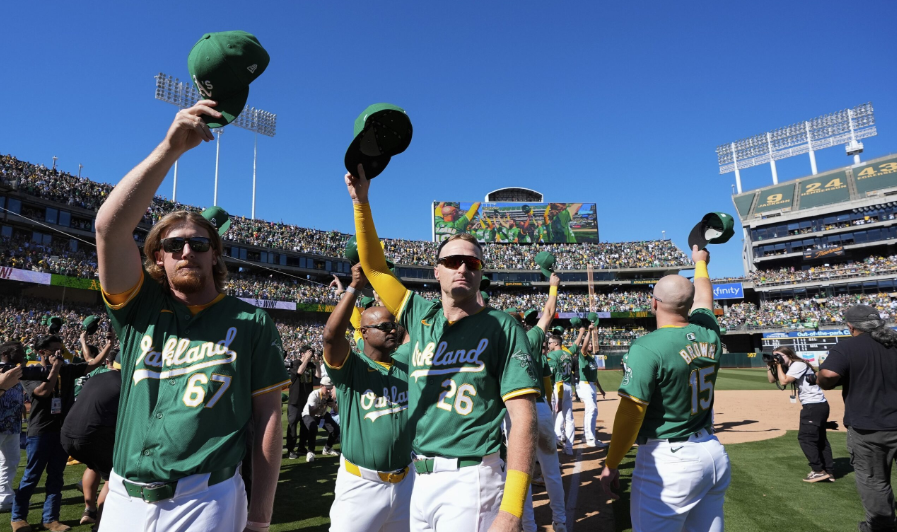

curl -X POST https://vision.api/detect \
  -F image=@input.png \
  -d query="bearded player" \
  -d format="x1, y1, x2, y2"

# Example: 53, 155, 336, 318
323, 263, 412, 531
347, 167, 538, 532
599, 246, 730, 531
94, 100, 289, 532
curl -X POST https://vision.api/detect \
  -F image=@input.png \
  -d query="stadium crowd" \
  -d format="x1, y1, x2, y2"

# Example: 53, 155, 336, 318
750, 255, 897, 286
716, 293, 897, 330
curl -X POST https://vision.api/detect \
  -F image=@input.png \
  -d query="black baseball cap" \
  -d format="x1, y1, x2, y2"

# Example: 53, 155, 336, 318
844, 304, 882, 324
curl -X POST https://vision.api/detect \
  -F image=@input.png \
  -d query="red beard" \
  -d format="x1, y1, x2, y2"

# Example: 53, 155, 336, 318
169, 268, 205, 294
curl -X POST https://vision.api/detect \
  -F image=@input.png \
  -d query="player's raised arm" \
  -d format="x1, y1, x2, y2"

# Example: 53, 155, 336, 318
535, 273, 560, 332
690, 245, 713, 312
345, 167, 408, 316
323, 264, 367, 369
95, 100, 220, 295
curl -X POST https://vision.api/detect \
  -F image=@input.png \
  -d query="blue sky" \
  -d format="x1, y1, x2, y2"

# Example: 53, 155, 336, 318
2, 1, 895, 277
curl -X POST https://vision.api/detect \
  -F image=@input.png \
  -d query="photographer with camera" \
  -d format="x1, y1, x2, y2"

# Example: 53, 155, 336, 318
765, 347, 834, 483
1, 342, 28, 512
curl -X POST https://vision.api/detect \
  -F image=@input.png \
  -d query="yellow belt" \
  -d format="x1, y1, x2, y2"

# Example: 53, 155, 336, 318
344, 458, 409, 484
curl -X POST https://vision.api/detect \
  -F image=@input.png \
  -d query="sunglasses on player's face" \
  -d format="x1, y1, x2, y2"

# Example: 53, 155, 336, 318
161, 237, 212, 253
436, 255, 485, 271
361, 321, 398, 333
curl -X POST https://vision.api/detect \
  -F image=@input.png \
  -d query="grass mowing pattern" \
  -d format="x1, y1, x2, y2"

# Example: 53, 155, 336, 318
613, 431, 896, 532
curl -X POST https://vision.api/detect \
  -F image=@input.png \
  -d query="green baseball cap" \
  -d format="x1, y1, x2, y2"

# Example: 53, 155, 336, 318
688, 212, 735, 250
82, 315, 100, 335
480, 274, 492, 291
201, 206, 231, 235
534, 251, 556, 279
523, 309, 539, 326
40, 315, 48, 326
570, 317, 583, 328
480, 290, 490, 303
48, 316, 63, 333
187, 31, 270, 128
587, 312, 599, 325
360, 296, 376, 309
344, 103, 413, 179
345, 235, 394, 270
550, 325, 565, 335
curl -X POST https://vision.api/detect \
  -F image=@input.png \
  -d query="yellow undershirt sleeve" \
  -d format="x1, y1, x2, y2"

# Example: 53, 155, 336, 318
542, 377, 553, 402
605, 397, 648, 469
354, 203, 408, 316
350, 306, 362, 330
464, 203, 480, 222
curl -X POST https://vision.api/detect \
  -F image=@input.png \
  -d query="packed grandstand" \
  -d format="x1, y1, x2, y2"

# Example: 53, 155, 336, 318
1, 152, 896, 358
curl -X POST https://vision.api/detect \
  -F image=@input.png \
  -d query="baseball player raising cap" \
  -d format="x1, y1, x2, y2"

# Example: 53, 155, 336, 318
346, 164, 540, 531
322, 263, 413, 531
93, 64, 288, 531
599, 245, 731, 531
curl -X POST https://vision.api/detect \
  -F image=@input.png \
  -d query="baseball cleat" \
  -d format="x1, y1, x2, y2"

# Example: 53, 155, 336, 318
306, 452, 315, 463
595, 441, 609, 448
288, 452, 299, 460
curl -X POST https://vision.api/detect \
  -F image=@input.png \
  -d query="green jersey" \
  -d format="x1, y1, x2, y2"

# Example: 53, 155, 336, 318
435, 217, 470, 241
577, 345, 598, 382
326, 346, 411, 472
617, 308, 722, 440
74, 366, 111, 398
507, 227, 521, 242
547, 349, 573, 384
104, 272, 290, 483
397, 292, 539, 457
535, 226, 549, 243
548, 209, 575, 243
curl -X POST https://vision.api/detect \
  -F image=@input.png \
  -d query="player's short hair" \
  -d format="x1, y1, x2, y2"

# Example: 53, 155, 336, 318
436, 233, 483, 262
143, 210, 228, 294
35, 335, 63, 351
299, 345, 313, 354
547, 334, 562, 345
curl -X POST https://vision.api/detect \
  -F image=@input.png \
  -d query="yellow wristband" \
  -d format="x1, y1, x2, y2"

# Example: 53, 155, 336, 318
499, 469, 530, 518
695, 261, 709, 279
549, 286, 558, 297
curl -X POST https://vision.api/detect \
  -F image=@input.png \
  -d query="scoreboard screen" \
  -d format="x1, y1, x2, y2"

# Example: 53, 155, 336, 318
761, 330, 850, 367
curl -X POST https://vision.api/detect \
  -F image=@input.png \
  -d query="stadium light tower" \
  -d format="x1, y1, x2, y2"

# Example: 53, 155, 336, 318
153, 73, 277, 217
716, 103, 876, 193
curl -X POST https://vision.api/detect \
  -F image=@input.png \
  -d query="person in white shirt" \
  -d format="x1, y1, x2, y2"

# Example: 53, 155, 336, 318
301, 377, 340, 462
767, 346, 834, 482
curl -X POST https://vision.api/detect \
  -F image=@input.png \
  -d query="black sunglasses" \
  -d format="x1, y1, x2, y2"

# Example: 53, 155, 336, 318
436, 255, 485, 271
161, 237, 212, 253
361, 321, 398, 333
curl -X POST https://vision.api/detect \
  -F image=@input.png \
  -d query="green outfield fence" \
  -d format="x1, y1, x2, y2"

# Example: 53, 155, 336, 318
601, 353, 765, 369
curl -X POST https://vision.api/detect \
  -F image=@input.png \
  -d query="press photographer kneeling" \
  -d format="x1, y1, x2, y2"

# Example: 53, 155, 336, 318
766, 347, 835, 483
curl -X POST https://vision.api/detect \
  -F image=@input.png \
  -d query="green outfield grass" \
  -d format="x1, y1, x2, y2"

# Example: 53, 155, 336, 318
7, 405, 336, 531
597, 368, 773, 393
613, 430, 893, 532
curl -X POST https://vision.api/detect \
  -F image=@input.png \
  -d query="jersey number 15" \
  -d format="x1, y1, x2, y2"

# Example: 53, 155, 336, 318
688, 367, 715, 416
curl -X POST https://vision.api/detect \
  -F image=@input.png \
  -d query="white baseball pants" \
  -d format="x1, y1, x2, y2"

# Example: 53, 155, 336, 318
409, 452, 504, 531
0, 432, 21, 508
330, 456, 413, 532
554, 383, 574, 451
631, 429, 731, 532
576, 381, 598, 443
522, 400, 566, 532
99, 468, 247, 532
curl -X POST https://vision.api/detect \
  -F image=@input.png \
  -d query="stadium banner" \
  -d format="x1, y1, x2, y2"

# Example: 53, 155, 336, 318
556, 312, 612, 319
712, 283, 744, 299
631, 279, 660, 285
854, 157, 897, 196
296, 302, 337, 313
432, 201, 599, 244
803, 246, 844, 259
0, 267, 52, 286
753, 183, 796, 214
238, 298, 297, 311
732, 192, 756, 218
50, 275, 101, 291
797, 171, 850, 210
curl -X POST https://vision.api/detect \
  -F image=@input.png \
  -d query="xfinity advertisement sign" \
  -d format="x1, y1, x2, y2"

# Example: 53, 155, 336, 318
712, 283, 744, 300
